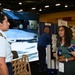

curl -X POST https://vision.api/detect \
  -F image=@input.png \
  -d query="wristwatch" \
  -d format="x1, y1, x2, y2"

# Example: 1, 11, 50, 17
65, 58, 68, 62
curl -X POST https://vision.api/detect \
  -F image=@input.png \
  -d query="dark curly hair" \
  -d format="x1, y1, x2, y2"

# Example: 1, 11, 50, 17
58, 26, 72, 47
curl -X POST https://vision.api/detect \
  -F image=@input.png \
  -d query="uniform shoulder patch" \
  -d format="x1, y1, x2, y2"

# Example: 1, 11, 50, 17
0, 33, 6, 39
0, 33, 3, 37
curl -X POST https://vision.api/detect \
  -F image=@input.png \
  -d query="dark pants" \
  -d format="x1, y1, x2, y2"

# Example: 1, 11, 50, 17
57, 61, 75, 75
6, 62, 14, 75
37, 45, 47, 72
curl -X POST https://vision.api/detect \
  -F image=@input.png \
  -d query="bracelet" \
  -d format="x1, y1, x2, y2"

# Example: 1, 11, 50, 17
65, 58, 68, 62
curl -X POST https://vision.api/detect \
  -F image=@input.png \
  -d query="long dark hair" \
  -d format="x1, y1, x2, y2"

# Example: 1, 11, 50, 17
58, 26, 72, 47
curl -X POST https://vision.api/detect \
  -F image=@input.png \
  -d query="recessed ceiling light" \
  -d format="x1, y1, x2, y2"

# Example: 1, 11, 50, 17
55, 3, 61, 6
65, 5, 68, 8
19, 2, 22, 5
45, 5, 49, 8
19, 9, 23, 12
1, 12, 2, 14
39, 9, 42, 11
0, 3, 1, 5
31, 7, 36, 10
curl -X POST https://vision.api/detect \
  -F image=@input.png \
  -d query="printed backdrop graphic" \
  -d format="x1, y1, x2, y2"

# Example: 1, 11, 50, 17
5, 23, 39, 62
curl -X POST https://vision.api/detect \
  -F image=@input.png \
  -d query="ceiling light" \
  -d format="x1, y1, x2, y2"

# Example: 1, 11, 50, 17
19, 9, 23, 12
31, 7, 36, 10
20, 9, 23, 11
55, 3, 61, 6
65, 5, 68, 8
1, 12, 2, 14
19, 2, 22, 5
39, 9, 42, 11
45, 5, 49, 8
0, 3, 1, 5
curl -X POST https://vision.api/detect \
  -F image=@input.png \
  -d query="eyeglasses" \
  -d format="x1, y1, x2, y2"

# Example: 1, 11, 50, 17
58, 29, 64, 32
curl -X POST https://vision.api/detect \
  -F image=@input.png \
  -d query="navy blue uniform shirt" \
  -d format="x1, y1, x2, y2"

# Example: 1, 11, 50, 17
38, 32, 51, 47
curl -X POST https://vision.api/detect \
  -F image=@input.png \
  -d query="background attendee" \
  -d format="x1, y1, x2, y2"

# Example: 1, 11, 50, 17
0, 13, 13, 75
53, 26, 75, 75
68, 28, 75, 57
67, 27, 75, 57
37, 27, 51, 73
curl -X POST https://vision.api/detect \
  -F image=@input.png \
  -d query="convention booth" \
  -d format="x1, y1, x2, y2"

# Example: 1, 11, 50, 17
2, 9, 75, 75
38, 19, 71, 74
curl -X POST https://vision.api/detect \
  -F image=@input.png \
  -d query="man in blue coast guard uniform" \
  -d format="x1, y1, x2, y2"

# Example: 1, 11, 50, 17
37, 27, 51, 73
0, 13, 13, 75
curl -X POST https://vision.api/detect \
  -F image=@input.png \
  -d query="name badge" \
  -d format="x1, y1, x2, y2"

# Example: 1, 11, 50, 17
59, 62, 64, 73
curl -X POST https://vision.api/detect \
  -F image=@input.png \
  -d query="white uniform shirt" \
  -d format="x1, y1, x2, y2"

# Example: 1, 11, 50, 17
0, 30, 13, 62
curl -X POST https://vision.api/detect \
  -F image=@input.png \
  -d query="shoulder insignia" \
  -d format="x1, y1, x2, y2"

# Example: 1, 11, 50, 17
0, 33, 6, 39
0, 33, 3, 37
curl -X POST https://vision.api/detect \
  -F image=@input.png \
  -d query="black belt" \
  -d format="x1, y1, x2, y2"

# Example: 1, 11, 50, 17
38, 45, 46, 47
6, 62, 12, 66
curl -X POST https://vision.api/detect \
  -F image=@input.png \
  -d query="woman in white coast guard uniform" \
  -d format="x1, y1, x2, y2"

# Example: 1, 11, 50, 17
0, 13, 13, 75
